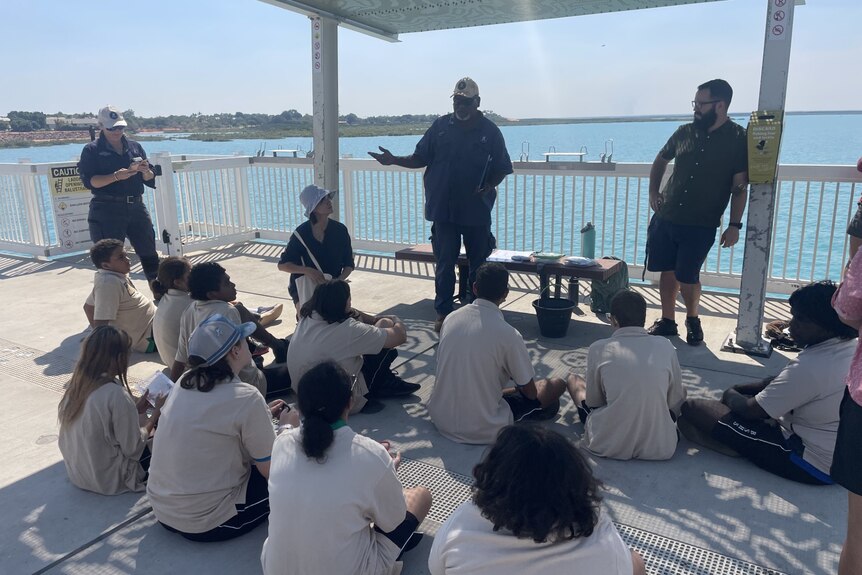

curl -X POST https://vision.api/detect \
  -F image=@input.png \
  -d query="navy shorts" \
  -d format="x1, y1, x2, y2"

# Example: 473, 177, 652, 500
831, 388, 862, 495
711, 414, 832, 485
646, 216, 716, 284
503, 391, 544, 421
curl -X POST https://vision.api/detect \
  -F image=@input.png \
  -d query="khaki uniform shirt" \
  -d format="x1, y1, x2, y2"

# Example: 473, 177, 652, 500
153, 289, 191, 367
86, 270, 155, 352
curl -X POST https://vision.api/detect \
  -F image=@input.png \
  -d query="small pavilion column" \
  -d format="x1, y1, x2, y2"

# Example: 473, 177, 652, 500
310, 15, 340, 215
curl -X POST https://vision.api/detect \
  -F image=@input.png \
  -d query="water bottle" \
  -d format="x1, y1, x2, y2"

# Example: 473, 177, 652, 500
581, 222, 596, 259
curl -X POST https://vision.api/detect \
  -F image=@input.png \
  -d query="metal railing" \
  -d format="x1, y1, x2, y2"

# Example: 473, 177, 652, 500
1, 156, 859, 294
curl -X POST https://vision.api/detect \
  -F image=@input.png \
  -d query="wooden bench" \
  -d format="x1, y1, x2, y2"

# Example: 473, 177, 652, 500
395, 244, 623, 304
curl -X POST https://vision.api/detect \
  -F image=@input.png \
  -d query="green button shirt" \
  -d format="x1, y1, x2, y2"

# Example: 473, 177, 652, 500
658, 120, 748, 228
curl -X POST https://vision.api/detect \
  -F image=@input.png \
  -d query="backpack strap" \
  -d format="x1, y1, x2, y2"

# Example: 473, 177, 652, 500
292, 230, 323, 273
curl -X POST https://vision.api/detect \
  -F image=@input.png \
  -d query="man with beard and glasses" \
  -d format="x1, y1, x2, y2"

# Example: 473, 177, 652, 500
645, 79, 748, 346
368, 78, 513, 333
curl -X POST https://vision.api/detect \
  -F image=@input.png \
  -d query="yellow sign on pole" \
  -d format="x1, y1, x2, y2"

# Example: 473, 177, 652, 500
747, 110, 784, 184
48, 165, 91, 253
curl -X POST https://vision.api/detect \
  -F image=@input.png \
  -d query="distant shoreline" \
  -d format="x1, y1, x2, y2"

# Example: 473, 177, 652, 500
1, 110, 859, 149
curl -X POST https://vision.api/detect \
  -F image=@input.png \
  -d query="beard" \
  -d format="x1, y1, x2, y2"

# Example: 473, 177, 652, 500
693, 108, 717, 130
454, 109, 473, 121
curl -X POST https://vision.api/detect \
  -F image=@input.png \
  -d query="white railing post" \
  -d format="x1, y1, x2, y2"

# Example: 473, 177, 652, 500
151, 152, 183, 257
340, 160, 355, 236
730, 0, 797, 356
235, 159, 253, 232
20, 166, 48, 252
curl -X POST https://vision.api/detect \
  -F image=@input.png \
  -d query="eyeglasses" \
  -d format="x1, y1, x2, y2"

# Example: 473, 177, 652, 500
691, 100, 720, 110
105, 126, 125, 132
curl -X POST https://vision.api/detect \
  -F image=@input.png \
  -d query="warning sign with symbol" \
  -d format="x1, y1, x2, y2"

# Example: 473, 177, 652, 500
768, 0, 790, 41
48, 165, 92, 254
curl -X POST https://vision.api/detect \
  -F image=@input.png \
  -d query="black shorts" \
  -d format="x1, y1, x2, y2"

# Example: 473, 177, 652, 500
504, 391, 544, 421
646, 216, 716, 284
848, 201, 862, 239
377, 511, 420, 548
832, 388, 862, 495
711, 414, 833, 485
576, 400, 592, 424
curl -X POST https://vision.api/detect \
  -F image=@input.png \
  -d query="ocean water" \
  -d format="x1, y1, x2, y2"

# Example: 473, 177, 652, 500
2, 113, 861, 165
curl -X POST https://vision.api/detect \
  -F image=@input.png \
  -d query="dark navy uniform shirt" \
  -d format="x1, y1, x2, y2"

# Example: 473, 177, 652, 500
78, 134, 155, 197
279, 219, 355, 302
412, 112, 513, 226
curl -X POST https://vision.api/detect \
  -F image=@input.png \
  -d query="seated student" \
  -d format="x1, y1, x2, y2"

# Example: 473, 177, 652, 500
287, 279, 420, 414
148, 314, 291, 542
428, 424, 646, 575
567, 290, 686, 460
428, 263, 566, 444
58, 326, 163, 495
83, 239, 156, 353
170, 262, 290, 397
262, 361, 432, 575
680, 281, 856, 484
152, 256, 192, 367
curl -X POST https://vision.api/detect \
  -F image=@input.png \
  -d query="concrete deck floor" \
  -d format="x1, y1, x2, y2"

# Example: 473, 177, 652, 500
0, 241, 845, 575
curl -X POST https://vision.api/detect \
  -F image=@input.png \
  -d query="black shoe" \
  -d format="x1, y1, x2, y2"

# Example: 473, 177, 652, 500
648, 318, 678, 337
273, 338, 289, 364
359, 398, 386, 414
685, 316, 704, 346
368, 374, 421, 398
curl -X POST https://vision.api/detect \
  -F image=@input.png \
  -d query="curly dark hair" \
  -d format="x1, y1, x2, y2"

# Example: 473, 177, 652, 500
188, 262, 226, 301
789, 280, 857, 339
89, 238, 124, 270
472, 424, 602, 543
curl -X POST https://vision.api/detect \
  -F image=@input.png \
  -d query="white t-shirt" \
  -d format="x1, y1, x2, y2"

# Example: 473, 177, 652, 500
85, 270, 155, 352
755, 336, 856, 473
428, 299, 535, 444
287, 314, 388, 413
153, 289, 191, 367
429, 501, 633, 575
261, 426, 407, 575
583, 327, 686, 460
175, 299, 267, 396
147, 376, 276, 533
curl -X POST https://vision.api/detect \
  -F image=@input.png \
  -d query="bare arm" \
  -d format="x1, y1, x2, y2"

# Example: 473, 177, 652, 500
368, 146, 425, 169
720, 173, 749, 248
722, 387, 770, 420
648, 154, 670, 211
83, 303, 95, 327
170, 360, 185, 382
517, 379, 539, 400
276, 261, 326, 283
336, 267, 354, 281
254, 460, 271, 479
376, 316, 407, 348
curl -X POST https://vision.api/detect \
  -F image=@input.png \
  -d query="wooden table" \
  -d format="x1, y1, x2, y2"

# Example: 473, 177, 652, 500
395, 244, 622, 303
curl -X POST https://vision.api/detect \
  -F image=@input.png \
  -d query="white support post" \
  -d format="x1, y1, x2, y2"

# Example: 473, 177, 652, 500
151, 152, 183, 257
731, 0, 797, 356
235, 160, 253, 232
20, 165, 48, 252
311, 15, 341, 219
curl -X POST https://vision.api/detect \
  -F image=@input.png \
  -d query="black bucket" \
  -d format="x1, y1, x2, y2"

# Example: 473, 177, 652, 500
532, 297, 576, 338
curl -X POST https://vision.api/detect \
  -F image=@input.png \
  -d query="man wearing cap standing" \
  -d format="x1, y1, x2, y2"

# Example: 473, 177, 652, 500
369, 78, 513, 332
78, 106, 161, 297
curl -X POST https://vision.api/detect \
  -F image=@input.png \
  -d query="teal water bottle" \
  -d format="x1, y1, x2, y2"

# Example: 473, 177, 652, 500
581, 222, 596, 259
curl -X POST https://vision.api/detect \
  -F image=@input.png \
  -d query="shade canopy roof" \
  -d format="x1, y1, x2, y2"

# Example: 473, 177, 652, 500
259, 0, 729, 41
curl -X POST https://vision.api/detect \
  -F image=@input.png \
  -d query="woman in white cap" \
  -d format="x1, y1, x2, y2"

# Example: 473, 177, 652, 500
277, 185, 355, 312
262, 360, 432, 575
147, 314, 294, 542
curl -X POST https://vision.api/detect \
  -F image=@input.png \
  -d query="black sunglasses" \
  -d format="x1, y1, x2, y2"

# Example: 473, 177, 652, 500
105, 126, 125, 132
453, 96, 476, 106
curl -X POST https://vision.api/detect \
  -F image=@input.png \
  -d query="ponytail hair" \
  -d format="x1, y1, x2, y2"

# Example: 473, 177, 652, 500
297, 361, 352, 462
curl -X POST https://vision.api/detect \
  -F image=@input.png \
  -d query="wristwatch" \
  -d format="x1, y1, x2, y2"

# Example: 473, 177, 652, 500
728, 222, 743, 229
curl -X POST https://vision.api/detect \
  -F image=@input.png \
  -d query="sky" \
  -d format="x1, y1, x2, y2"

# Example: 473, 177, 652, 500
3, 0, 860, 119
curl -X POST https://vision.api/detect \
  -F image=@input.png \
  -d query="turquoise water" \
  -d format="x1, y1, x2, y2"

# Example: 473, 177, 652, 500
2, 113, 861, 165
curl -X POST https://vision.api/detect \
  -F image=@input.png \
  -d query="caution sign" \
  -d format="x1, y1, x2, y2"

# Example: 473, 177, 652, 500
747, 110, 783, 184
48, 165, 92, 254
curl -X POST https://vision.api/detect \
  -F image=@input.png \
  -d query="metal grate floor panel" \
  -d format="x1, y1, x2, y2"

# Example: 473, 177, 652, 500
397, 457, 787, 575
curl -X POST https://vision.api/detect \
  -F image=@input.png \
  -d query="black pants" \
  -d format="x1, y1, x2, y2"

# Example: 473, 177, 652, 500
160, 466, 270, 542
88, 198, 159, 281
362, 348, 398, 390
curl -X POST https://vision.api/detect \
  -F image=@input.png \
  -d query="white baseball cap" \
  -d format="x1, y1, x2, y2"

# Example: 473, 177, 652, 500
97, 106, 128, 129
188, 314, 256, 366
452, 77, 479, 99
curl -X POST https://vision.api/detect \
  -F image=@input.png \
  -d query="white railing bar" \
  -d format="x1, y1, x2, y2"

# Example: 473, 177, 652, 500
798, 181, 811, 281
782, 182, 796, 279
810, 180, 826, 280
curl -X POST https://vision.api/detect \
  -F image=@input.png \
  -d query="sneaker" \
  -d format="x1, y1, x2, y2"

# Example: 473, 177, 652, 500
258, 303, 284, 327
368, 374, 421, 398
685, 316, 704, 346
433, 314, 447, 334
648, 318, 678, 337
360, 398, 386, 414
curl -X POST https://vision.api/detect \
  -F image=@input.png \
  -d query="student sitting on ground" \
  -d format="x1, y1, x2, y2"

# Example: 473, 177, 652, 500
262, 361, 432, 575
170, 262, 290, 397
58, 326, 163, 495
152, 256, 192, 367
680, 281, 856, 484
287, 279, 420, 414
428, 424, 646, 575
568, 290, 686, 460
83, 239, 156, 353
148, 314, 291, 542
428, 263, 566, 444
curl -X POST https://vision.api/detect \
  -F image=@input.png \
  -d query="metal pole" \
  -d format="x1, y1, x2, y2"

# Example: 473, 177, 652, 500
311, 15, 340, 219
730, 0, 797, 356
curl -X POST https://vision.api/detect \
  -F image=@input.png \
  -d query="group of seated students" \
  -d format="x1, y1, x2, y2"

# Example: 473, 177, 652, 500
59, 185, 860, 573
